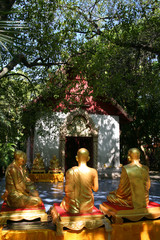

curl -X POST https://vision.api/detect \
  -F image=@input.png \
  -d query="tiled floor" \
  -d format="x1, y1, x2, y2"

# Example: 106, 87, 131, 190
0, 177, 160, 212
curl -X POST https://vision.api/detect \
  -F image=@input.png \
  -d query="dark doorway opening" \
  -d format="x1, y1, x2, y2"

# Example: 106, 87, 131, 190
65, 136, 93, 172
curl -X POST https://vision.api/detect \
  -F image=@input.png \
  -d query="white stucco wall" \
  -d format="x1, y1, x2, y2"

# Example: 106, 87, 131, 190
32, 112, 120, 169
90, 114, 120, 168
33, 112, 66, 168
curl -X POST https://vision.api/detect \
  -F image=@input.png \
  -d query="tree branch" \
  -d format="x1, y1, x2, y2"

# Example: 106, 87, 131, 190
0, 54, 67, 79
5, 72, 32, 83
114, 40, 160, 56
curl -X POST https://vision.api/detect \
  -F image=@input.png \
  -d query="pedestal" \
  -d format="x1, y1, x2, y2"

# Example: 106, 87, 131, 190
99, 201, 160, 223
50, 203, 109, 236
29, 173, 64, 182
0, 202, 48, 225
31, 169, 46, 174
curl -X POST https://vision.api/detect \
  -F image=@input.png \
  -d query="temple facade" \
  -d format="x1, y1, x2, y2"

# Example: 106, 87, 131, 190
27, 75, 131, 172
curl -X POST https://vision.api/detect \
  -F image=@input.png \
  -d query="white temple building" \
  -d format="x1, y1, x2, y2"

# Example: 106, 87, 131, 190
27, 75, 132, 172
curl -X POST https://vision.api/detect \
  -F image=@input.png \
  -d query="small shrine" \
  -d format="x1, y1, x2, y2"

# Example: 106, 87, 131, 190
48, 155, 61, 173
1, 75, 159, 240
29, 153, 64, 183
26, 75, 132, 174
31, 153, 45, 173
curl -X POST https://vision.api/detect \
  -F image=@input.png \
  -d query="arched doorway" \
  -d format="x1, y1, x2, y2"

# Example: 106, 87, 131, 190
59, 109, 99, 172
65, 136, 93, 171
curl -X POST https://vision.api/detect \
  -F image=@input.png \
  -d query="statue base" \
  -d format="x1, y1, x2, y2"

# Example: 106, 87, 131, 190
0, 202, 48, 225
29, 173, 64, 182
49, 203, 108, 236
48, 170, 62, 174
1, 219, 160, 240
31, 169, 46, 174
99, 201, 160, 223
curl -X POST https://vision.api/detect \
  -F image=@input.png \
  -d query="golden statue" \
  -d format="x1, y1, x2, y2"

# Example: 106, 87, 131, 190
31, 152, 45, 172
60, 148, 99, 213
23, 164, 40, 196
49, 155, 60, 172
107, 148, 150, 209
3, 150, 42, 208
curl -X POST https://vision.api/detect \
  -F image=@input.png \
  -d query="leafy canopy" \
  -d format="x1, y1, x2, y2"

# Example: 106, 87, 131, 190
0, 0, 160, 168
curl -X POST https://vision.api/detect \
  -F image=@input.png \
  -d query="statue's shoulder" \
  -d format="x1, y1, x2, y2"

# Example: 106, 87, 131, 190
91, 167, 98, 173
142, 165, 149, 172
87, 167, 98, 176
66, 166, 78, 175
123, 164, 131, 170
6, 162, 16, 175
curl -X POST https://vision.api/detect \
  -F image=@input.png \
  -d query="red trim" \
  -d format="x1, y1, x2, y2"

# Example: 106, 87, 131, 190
55, 77, 132, 123
24, 75, 131, 123
1, 202, 45, 212
103, 201, 160, 211
147, 201, 160, 208
54, 203, 103, 217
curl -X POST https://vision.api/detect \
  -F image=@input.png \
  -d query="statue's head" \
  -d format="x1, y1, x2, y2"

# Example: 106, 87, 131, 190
76, 148, 90, 163
14, 150, 27, 166
127, 148, 140, 162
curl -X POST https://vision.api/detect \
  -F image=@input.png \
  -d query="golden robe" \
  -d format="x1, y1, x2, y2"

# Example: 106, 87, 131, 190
107, 163, 150, 209
61, 167, 94, 213
5, 162, 42, 208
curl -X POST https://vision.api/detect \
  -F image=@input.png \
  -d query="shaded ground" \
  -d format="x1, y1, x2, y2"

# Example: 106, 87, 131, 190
0, 173, 160, 212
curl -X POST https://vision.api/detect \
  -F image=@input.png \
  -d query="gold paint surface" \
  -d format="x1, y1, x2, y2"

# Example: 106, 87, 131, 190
4, 150, 42, 209
107, 148, 150, 209
61, 148, 98, 214
31, 153, 45, 171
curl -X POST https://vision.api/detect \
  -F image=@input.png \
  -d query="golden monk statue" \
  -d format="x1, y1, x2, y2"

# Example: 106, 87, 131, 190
23, 164, 40, 195
32, 153, 45, 171
49, 155, 60, 171
107, 148, 150, 209
61, 148, 99, 213
3, 150, 42, 208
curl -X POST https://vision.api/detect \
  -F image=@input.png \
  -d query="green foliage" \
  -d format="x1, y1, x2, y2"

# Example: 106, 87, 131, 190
0, 0, 160, 169
58, 0, 160, 166
0, 20, 27, 56
0, 143, 16, 169
0, 73, 37, 170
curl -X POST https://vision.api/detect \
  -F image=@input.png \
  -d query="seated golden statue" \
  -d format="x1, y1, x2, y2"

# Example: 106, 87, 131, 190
31, 152, 45, 172
23, 164, 40, 196
49, 155, 60, 172
107, 148, 150, 209
3, 150, 42, 208
60, 148, 99, 213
